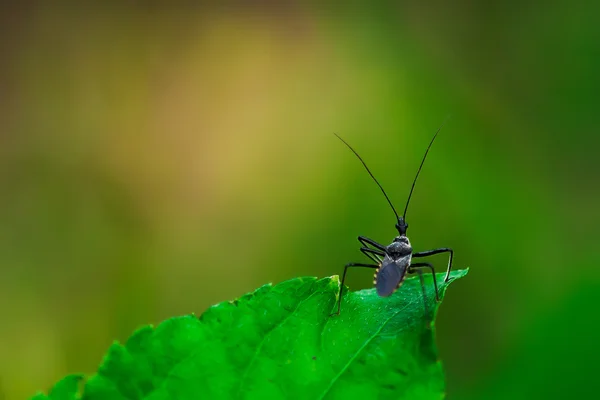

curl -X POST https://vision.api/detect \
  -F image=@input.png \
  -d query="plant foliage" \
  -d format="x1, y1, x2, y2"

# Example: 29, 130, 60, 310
32, 269, 468, 400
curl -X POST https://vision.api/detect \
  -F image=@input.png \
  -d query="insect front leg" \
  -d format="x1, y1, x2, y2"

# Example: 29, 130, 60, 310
358, 235, 387, 251
357, 236, 387, 263
332, 262, 379, 316
360, 247, 385, 263
412, 247, 454, 282
409, 262, 440, 302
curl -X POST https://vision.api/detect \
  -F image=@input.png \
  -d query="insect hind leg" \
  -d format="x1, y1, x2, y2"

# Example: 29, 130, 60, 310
412, 247, 453, 282
409, 262, 440, 302
331, 262, 379, 316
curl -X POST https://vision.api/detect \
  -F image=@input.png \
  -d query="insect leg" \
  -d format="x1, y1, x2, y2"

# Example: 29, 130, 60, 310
414, 267, 426, 302
412, 247, 454, 282
331, 262, 379, 316
358, 236, 387, 252
360, 247, 385, 263
409, 262, 440, 302
411, 268, 432, 315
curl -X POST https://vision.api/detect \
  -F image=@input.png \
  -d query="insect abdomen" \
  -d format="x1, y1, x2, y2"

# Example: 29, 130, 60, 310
374, 256, 410, 297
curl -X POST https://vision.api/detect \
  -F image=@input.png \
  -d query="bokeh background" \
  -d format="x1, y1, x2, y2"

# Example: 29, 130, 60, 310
1, 2, 599, 399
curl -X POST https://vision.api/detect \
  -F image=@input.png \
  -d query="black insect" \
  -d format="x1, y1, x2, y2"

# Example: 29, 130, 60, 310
332, 124, 454, 315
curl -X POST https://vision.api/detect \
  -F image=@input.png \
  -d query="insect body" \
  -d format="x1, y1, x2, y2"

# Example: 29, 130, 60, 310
375, 236, 412, 297
332, 125, 454, 315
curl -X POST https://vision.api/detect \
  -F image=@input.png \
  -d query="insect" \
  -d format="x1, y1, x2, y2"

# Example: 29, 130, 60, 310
332, 123, 454, 316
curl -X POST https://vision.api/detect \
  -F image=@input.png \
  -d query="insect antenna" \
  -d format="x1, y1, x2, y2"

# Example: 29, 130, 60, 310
402, 117, 450, 220
334, 133, 400, 222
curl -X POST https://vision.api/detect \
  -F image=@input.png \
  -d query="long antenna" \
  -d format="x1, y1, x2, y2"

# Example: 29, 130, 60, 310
334, 133, 400, 222
402, 117, 450, 220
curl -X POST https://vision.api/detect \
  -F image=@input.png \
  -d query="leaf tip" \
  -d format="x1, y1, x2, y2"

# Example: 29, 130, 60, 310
451, 268, 469, 280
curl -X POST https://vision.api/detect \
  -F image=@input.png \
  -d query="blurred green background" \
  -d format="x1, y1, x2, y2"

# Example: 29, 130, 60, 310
1, 2, 599, 399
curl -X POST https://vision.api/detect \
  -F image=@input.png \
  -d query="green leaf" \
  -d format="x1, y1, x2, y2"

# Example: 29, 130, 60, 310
30, 375, 84, 400
33, 269, 468, 400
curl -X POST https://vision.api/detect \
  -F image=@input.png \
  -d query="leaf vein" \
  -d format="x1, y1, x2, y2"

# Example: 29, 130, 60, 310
317, 298, 417, 400
236, 282, 322, 396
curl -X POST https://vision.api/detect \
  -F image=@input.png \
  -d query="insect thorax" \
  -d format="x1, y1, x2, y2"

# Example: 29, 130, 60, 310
386, 236, 412, 258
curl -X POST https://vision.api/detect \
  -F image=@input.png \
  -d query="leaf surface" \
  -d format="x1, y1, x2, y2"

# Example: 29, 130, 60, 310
32, 269, 468, 400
